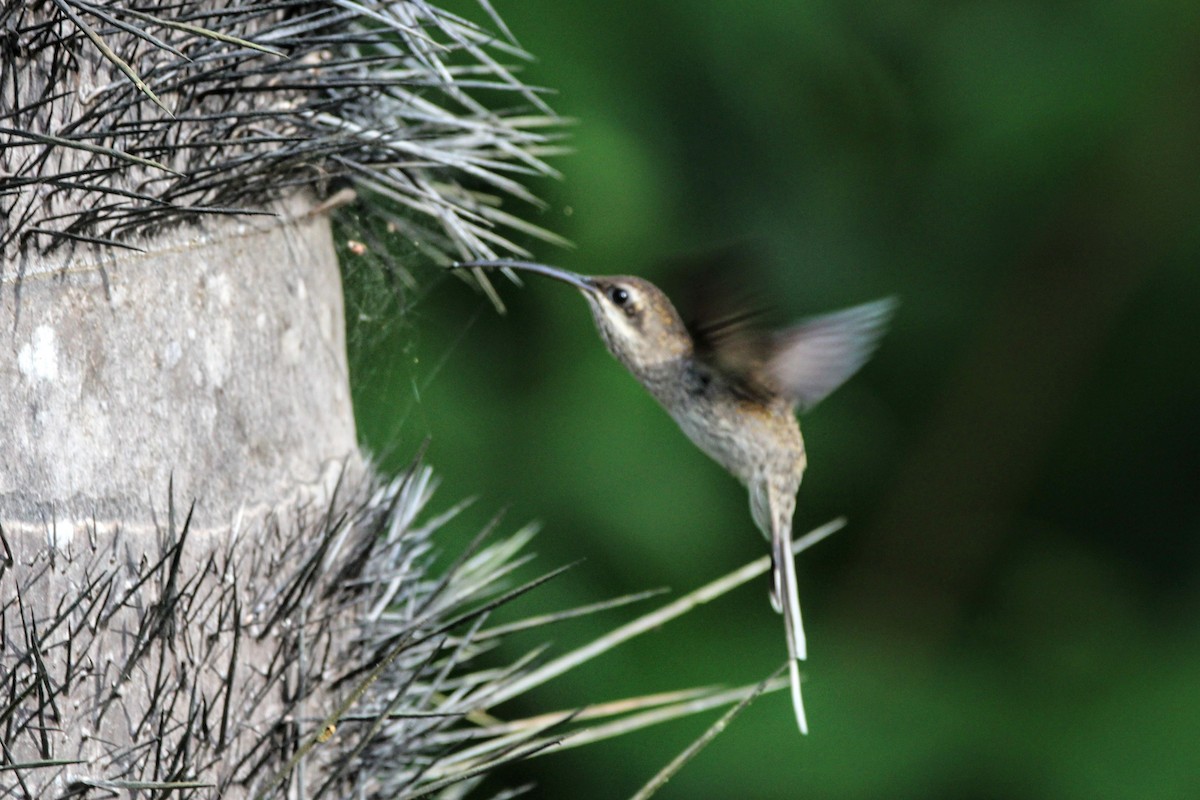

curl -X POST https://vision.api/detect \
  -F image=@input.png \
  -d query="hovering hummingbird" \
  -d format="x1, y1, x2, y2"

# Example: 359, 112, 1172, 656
454, 259, 895, 734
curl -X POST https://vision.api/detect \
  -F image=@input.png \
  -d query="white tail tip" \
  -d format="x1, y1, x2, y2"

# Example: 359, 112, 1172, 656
789, 659, 808, 735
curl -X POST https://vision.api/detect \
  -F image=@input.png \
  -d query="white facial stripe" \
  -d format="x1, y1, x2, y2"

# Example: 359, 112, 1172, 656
604, 301, 637, 330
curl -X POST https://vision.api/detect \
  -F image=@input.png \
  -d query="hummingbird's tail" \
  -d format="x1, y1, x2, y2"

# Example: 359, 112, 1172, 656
768, 488, 809, 734
772, 532, 808, 661
788, 657, 808, 735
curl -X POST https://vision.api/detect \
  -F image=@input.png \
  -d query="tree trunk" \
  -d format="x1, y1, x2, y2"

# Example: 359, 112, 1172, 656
2, 193, 366, 796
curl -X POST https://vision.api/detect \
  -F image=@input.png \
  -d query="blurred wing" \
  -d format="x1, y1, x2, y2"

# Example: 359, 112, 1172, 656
768, 297, 897, 411
690, 306, 768, 368
687, 299, 778, 402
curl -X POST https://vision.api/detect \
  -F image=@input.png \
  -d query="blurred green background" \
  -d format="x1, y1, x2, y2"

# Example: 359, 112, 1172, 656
349, 1, 1200, 797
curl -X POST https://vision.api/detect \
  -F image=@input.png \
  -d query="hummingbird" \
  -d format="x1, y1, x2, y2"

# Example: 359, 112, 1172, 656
454, 259, 895, 734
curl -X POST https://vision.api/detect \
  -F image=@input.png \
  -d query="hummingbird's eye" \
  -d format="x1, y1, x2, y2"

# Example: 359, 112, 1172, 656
608, 286, 630, 306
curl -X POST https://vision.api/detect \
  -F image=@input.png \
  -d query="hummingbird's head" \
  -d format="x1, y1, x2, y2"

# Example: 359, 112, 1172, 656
579, 275, 692, 372
453, 260, 693, 374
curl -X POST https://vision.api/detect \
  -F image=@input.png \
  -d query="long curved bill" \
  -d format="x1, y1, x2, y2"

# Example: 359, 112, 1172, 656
452, 259, 597, 293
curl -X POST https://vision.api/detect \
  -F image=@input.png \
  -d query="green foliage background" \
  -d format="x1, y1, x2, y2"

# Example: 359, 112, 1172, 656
351, 1, 1200, 797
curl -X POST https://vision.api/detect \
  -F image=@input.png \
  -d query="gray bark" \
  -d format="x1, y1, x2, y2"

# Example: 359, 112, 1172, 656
1, 194, 362, 796
3, 194, 356, 530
